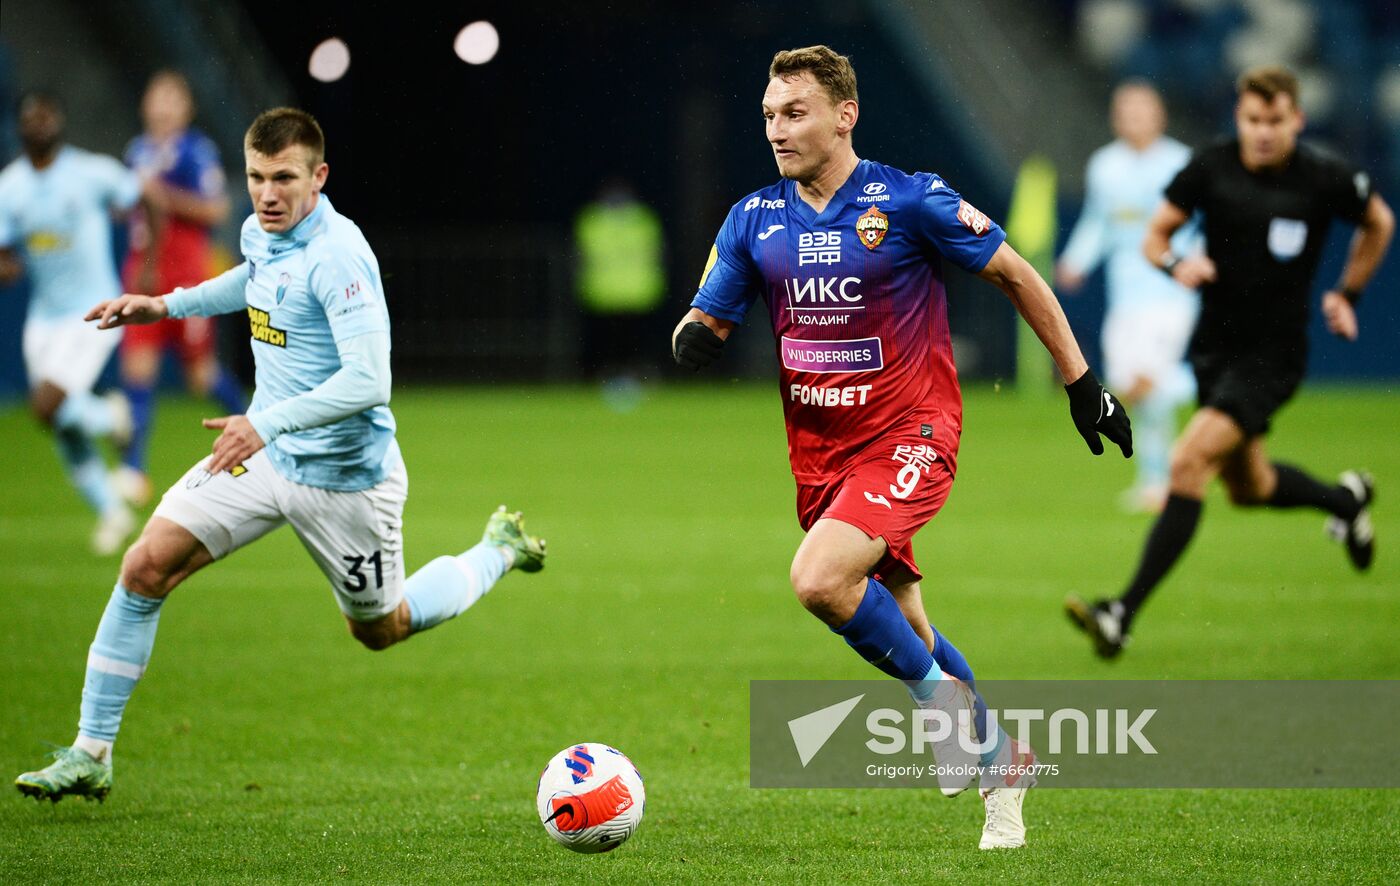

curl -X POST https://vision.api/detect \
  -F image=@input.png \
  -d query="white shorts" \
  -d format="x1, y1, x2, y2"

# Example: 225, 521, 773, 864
22, 313, 121, 393
1102, 302, 1196, 400
152, 449, 408, 621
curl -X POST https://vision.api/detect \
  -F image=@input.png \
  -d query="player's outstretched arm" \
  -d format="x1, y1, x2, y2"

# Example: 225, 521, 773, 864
1322, 192, 1395, 341
672, 308, 735, 371
86, 293, 170, 329
978, 241, 1133, 458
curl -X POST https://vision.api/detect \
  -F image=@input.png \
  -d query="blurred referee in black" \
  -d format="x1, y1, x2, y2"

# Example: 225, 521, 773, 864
1068, 64, 1394, 658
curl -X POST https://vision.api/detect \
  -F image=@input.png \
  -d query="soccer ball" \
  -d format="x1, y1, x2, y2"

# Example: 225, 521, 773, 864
536, 743, 645, 853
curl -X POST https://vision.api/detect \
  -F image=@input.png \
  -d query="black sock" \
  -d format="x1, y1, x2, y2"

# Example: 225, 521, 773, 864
1119, 494, 1203, 629
1269, 463, 1360, 520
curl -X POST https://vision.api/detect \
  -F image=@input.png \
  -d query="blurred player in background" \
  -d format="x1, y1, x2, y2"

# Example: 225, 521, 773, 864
1057, 81, 1199, 513
672, 46, 1132, 850
15, 108, 546, 803
1068, 65, 1394, 658
0, 91, 143, 554
117, 70, 246, 507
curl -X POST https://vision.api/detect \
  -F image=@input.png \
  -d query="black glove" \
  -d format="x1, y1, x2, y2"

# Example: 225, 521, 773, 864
1065, 368, 1133, 457
673, 321, 724, 371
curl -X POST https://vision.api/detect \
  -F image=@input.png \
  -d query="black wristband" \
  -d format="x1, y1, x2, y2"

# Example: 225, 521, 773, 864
1341, 286, 1363, 305
1157, 251, 1182, 277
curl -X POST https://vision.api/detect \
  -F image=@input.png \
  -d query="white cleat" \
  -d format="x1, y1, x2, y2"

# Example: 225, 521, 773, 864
979, 740, 1037, 850
113, 465, 153, 509
913, 675, 981, 797
91, 505, 136, 557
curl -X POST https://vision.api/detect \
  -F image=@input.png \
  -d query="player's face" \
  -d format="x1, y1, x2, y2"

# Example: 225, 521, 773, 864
1235, 92, 1303, 170
763, 73, 855, 183
245, 145, 329, 233
18, 99, 63, 156
1111, 87, 1165, 148
142, 79, 193, 139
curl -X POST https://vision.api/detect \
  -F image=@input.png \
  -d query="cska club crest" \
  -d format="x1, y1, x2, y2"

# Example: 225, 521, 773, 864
856, 205, 889, 250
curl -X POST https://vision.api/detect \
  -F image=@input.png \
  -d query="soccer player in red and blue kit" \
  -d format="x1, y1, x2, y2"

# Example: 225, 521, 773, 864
672, 46, 1133, 850
117, 71, 247, 505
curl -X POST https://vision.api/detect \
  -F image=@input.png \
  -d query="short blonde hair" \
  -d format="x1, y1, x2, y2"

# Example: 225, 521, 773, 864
769, 45, 858, 104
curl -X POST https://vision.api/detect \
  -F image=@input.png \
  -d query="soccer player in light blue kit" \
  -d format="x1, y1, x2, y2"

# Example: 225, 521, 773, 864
1056, 82, 1199, 513
0, 92, 143, 554
15, 108, 546, 802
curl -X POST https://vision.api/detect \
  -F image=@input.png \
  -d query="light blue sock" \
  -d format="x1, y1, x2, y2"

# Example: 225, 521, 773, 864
404, 543, 510, 633
78, 585, 164, 742
54, 391, 116, 437
55, 428, 117, 516
1136, 393, 1176, 490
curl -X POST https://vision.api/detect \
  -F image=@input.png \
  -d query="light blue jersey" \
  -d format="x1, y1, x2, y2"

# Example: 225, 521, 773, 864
1060, 136, 1198, 312
170, 195, 398, 491
0, 146, 140, 320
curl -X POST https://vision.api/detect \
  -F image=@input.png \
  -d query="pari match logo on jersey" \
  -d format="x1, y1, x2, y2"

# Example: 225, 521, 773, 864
248, 306, 287, 348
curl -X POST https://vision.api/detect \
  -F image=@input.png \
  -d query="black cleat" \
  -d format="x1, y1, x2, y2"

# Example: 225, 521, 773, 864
1326, 471, 1374, 572
1065, 596, 1127, 659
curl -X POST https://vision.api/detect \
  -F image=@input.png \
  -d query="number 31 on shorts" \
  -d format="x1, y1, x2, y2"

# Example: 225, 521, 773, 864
342, 551, 384, 592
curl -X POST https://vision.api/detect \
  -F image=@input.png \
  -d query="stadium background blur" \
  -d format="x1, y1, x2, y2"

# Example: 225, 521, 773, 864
2, 0, 1398, 396
4, 3, 1400, 880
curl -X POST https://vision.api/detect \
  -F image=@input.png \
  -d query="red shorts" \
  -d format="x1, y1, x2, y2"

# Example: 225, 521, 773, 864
795, 428, 956, 583
120, 316, 216, 365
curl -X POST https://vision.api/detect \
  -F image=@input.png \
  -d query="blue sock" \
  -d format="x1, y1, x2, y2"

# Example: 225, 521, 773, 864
209, 367, 247, 415
833, 578, 937, 685
78, 585, 164, 742
55, 391, 116, 437
931, 626, 974, 683
55, 428, 117, 515
931, 626, 991, 745
122, 383, 156, 471
404, 543, 510, 633
930, 626, 1008, 764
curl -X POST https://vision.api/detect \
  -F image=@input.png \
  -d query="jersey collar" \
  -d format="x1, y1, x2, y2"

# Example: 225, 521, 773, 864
786, 158, 869, 227
277, 194, 333, 246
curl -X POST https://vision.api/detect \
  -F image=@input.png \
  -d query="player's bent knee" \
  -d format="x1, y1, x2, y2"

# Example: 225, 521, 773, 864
29, 397, 58, 427
351, 629, 396, 651
346, 607, 409, 651
789, 562, 852, 619
119, 541, 180, 599
1224, 478, 1269, 507
1169, 446, 1214, 490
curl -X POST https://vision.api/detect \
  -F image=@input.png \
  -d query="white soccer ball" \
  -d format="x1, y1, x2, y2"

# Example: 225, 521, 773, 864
536, 743, 645, 853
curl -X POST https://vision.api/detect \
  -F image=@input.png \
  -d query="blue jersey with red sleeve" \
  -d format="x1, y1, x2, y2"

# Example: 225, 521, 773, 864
124, 127, 225, 288
125, 128, 224, 199
691, 158, 1006, 483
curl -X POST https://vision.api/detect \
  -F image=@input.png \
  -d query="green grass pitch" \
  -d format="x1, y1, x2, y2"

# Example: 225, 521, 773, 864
2, 383, 1398, 883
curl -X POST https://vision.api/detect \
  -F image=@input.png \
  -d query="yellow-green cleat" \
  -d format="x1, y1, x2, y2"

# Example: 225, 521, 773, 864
483, 505, 546, 573
15, 747, 112, 803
